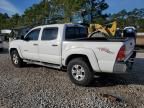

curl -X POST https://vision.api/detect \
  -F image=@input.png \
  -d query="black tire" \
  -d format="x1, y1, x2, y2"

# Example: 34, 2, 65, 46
67, 58, 94, 86
10, 50, 24, 67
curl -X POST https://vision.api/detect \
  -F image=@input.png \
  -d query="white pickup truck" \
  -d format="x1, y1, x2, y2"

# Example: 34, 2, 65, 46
9, 24, 136, 86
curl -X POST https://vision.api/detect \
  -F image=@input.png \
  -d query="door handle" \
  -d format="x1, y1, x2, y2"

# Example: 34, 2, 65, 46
33, 43, 38, 46
52, 44, 58, 47
24, 50, 28, 52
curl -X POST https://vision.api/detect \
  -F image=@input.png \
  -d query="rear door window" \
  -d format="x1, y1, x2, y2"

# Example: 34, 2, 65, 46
42, 28, 58, 40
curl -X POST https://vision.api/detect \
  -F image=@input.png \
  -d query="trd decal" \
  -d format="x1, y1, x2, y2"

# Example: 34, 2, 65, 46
98, 48, 114, 54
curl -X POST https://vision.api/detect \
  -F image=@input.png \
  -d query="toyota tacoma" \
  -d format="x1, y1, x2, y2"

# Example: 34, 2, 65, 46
9, 24, 136, 86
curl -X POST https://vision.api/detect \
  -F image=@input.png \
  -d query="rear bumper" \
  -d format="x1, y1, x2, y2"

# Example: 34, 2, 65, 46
113, 51, 136, 73
113, 63, 127, 73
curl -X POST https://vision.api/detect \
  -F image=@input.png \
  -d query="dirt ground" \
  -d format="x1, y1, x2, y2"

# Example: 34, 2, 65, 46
136, 36, 144, 46
0, 42, 144, 108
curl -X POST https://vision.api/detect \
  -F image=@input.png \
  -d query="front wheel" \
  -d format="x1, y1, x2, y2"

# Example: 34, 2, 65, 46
10, 50, 24, 67
67, 58, 94, 86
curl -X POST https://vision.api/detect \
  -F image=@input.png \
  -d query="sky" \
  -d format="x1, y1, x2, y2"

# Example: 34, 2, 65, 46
0, 0, 40, 15
0, 0, 144, 16
104, 0, 144, 14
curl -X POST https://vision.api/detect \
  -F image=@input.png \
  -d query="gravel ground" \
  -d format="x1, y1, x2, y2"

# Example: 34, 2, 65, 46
0, 42, 144, 108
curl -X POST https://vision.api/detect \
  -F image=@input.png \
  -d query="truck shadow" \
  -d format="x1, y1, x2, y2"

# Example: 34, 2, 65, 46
22, 58, 144, 87
90, 58, 144, 87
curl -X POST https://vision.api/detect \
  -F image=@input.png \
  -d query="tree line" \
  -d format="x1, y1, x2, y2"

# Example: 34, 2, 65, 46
0, 0, 144, 32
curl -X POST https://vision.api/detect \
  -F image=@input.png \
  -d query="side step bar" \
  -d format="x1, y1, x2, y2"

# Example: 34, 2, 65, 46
23, 60, 61, 69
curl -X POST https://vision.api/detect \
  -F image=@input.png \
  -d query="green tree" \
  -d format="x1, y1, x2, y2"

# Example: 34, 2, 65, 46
110, 8, 144, 31
0, 0, 108, 29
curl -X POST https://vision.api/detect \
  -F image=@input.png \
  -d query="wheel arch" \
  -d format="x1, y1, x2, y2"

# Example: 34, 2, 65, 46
9, 47, 23, 58
66, 54, 91, 67
63, 48, 101, 72
10, 48, 17, 54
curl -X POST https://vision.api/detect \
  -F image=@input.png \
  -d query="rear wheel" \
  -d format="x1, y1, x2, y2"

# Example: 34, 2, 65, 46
67, 58, 94, 86
10, 50, 24, 67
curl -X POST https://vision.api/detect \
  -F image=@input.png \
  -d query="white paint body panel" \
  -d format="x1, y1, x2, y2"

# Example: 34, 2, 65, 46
62, 41, 122, 72
20, 40, 39, 61
38, 25, 64, 64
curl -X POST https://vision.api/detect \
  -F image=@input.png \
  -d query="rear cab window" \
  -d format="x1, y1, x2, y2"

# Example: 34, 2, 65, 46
65, 27, 88, 40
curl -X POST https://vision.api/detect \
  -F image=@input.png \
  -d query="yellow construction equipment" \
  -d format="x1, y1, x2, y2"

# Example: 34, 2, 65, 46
88, 21, 117, 37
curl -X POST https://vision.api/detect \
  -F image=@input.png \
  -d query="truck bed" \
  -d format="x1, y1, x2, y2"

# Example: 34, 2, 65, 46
66, 37, 130, 42
63, 37, 135, 72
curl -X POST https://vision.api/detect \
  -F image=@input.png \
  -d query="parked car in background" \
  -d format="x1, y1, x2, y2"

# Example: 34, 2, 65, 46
9, 24, 136, 86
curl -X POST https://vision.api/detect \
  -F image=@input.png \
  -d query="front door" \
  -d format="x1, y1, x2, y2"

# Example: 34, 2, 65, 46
20, 28, 40, 61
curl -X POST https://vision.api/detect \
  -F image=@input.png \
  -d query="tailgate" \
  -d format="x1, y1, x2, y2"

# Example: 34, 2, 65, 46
124, 38, 135, 60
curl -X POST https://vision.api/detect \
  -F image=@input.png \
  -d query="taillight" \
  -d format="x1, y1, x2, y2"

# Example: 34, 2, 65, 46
116, 45, 125, 61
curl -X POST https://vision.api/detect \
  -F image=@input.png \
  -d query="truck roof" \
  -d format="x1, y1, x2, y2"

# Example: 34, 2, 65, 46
33, 24, 85, 29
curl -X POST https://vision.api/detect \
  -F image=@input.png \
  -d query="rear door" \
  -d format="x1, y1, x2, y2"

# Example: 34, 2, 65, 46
38, 27, 61, 64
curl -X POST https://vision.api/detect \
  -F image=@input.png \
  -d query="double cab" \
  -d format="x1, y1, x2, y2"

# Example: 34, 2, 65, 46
9, 24, 136, 86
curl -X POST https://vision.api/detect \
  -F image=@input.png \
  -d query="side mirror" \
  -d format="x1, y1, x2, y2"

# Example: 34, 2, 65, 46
21, 35, 24, 40
24, 36, 30, 41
